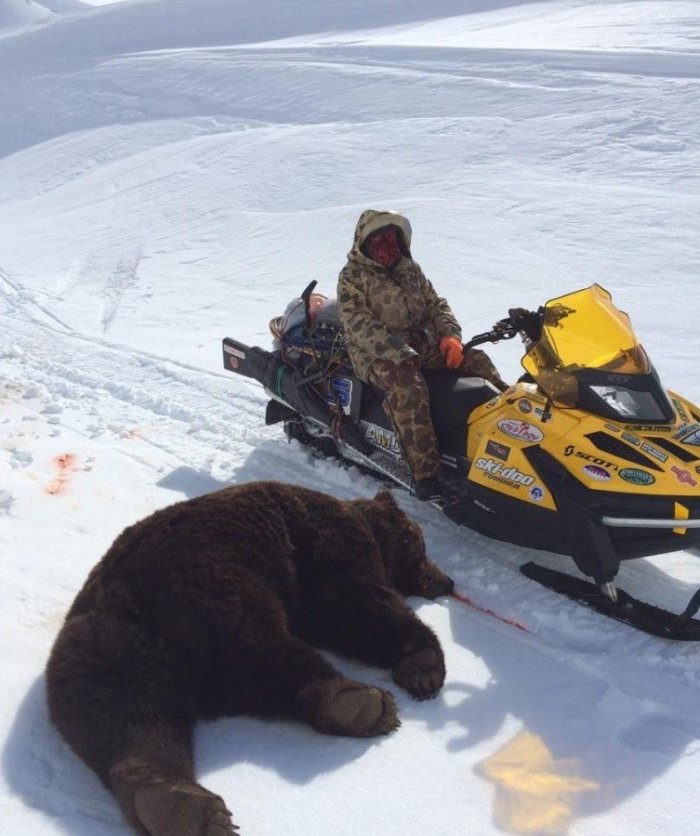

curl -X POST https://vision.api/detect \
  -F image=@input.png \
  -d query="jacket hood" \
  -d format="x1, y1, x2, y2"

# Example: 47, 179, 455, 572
349, 209, 413, 260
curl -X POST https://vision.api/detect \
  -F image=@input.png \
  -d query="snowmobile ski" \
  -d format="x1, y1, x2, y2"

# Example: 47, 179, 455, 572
520, 562, 700, 640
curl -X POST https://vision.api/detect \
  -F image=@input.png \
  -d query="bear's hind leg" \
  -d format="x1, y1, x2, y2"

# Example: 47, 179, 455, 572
110, 730, 237, 836
47, 612, 238, 835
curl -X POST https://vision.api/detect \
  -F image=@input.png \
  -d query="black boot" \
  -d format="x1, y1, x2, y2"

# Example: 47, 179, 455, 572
412, 476, 442, 501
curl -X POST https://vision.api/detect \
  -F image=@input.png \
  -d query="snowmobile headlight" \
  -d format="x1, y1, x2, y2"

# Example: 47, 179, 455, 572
588, 384, 668, 421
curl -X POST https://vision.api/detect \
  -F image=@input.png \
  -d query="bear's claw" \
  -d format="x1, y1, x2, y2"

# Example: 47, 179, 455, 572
133, 779, 239, 836
393, 647, 445, 700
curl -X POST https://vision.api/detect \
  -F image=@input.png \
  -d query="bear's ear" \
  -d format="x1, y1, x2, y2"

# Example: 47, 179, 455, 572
373, 489, 398, 509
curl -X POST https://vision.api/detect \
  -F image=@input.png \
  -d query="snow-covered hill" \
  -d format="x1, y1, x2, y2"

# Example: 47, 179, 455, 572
2, 1, 700, 834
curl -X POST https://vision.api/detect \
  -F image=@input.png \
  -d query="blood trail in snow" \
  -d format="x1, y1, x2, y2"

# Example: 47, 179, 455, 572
451, 589, 530, 633
45, 453, 78, 495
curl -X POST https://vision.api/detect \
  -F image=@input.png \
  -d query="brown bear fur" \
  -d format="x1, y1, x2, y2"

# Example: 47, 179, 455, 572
46, 480, 453, 835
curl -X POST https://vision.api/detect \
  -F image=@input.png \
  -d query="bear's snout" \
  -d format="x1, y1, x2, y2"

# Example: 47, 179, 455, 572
402, 561, 454, 599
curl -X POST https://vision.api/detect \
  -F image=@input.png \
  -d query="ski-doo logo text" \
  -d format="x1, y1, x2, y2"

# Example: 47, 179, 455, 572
475, 458, 535, 488
497, 420, 543, 443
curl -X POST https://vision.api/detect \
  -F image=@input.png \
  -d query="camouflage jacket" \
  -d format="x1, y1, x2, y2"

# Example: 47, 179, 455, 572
337, 209, 462, 381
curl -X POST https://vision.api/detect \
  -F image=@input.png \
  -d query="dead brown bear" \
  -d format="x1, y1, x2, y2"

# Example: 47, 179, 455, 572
46, 480, 453, 835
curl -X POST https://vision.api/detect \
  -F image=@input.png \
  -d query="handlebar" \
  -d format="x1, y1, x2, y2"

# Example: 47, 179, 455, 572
465, 308, 544, 349
464, 318, 519, 350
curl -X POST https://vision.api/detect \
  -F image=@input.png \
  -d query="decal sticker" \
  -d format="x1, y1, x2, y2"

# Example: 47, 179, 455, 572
223, 345, 245, 358
621, 432, 641, 447
485, 439, 510, 461
640, 441, 668, 463
518, 399, 532, 414
485, 397, 499, 409
365, 424, 401, 458
497, 419, 544, 444
474, 458, 535, 487
583, 464, 612, 481
633, 425, 672, 433
671, 466, 698, 487
695, 465, 700, 475
529, 486, 545, 502
327, 377, 353, 415
619, 468, 656, 486
672, 398, 690, 425
604, 423, 622, 433
564, 445, 618, 471
228, 355, 239, 369
675, 423, 700, 446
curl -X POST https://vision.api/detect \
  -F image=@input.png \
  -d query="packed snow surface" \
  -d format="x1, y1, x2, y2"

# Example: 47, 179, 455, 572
1, 1, 700, 834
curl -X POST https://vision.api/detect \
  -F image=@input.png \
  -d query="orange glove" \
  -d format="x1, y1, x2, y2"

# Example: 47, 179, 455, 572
440, 336, 463, 369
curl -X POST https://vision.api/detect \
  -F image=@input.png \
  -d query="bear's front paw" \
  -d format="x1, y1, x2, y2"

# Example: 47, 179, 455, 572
393, 646, 445, 700
303, 677, 400, 737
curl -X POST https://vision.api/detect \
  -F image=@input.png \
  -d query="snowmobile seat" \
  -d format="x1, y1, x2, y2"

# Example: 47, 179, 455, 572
424, 371, 499, 456
358, 379, 392, 429
358, 371, 498, 457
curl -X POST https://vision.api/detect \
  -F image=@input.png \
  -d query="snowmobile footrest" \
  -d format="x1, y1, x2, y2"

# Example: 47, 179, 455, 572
520, 561, 700, 640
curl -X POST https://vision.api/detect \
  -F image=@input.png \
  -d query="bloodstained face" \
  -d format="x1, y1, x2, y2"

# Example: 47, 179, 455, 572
364, 226, 402, 268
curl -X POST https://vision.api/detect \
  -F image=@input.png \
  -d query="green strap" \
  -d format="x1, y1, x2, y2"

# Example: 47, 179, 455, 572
274, 365, 286, 397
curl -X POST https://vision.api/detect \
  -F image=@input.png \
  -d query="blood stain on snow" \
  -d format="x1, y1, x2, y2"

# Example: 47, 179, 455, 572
45, 453, 78, 495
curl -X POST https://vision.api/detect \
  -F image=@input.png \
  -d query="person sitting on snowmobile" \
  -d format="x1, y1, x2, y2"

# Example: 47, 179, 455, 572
337, 208, 508, 501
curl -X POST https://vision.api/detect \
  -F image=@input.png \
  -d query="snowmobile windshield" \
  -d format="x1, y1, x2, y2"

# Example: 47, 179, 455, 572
521, 285, 665, 418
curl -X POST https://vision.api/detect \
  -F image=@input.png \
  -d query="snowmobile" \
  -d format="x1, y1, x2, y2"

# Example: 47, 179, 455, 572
222, 282, 700, 639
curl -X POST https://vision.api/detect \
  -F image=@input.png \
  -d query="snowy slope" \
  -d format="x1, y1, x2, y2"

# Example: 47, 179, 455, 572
0, 0, 89, 30
2, 1, 700, 834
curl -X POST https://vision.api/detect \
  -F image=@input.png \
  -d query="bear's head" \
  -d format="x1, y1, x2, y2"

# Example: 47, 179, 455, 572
358, 491, 454, 599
